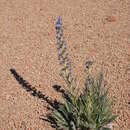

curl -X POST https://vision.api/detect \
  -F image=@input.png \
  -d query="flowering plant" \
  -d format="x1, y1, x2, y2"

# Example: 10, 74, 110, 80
51, 17, 117, 130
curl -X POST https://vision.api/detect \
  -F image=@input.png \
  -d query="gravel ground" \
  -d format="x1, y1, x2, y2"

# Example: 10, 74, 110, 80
0, 0, 130, 129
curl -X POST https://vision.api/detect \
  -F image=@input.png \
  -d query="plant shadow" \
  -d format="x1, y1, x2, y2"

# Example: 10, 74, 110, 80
10, 68, 69, 128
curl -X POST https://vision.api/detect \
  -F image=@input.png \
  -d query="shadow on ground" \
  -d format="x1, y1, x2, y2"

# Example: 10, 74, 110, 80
10, 68, 69, 128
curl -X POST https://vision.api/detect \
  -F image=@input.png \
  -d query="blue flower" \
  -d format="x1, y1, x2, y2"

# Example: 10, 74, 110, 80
56, 16, 62, 28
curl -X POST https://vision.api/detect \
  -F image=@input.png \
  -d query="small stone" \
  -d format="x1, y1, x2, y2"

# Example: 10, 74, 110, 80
105, 16, 116, 22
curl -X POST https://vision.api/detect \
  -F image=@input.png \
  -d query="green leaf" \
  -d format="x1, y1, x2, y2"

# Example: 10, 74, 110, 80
64, 99, 72, 112
107, 115, 118, 124
53, 111, 65, 123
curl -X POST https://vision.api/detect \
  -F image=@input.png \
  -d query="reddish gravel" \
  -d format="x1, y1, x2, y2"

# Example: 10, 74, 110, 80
0, 0, 130, 129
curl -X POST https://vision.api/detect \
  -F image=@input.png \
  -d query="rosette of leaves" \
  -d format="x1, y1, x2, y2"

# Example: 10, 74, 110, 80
51, 16, 118, 130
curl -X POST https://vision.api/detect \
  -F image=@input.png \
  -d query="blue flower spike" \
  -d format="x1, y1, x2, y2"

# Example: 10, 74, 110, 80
56, 16, 62, 29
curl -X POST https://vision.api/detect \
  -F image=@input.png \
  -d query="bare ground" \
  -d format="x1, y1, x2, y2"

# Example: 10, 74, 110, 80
0, 0, 130, 129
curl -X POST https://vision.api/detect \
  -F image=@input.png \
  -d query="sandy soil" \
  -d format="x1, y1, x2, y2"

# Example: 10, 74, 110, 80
0, 0, 130, 129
